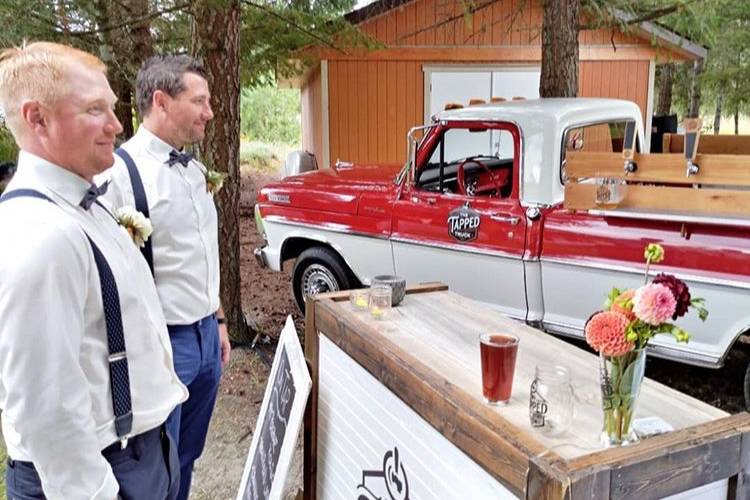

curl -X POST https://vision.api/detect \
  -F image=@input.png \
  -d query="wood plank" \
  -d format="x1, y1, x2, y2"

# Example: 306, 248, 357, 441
566, 151, 750, 186
377, 60, 387, 162
310, 46, 657, 61
728, 431, 750, 500
366, 62, 378, 160
565, 183, 750, 217
303, 294, 321, 500
608, 433, 740, 499
663, 134, 750, 155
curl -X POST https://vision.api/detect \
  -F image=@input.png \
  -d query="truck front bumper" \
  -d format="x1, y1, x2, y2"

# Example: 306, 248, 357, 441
254, 247, 268, 268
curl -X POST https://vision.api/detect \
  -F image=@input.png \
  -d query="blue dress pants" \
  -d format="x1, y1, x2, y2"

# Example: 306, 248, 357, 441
5, 425, 179, 500
165, 314, 222, 500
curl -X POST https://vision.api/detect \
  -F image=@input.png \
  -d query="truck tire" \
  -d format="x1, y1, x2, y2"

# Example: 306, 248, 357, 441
744, 362, 750, 411
292, 246, 355, 312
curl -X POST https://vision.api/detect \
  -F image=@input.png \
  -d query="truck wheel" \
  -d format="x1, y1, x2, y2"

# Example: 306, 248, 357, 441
292, 246, 354, 312
744, 362, 750, 411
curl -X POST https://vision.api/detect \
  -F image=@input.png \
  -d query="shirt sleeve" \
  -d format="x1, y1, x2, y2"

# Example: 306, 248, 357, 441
0, 219, 119, 500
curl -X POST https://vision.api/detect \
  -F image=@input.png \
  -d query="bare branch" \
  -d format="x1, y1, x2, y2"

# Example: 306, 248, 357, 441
399, 0, 497, 42
240, 0, 347, 53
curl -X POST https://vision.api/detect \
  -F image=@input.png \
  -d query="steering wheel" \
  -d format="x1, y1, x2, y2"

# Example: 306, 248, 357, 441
456, 157, 503, 196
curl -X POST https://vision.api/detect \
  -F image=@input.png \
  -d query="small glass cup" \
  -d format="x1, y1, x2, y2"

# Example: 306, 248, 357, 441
349, 289, 370, 312
594, 177, 626, 208
369, 284, 392, 320
529, 364, 574, 436
479, 333, 519, 406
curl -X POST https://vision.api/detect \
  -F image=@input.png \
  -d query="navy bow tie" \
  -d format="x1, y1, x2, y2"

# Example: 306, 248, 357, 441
167, 150, 194, 168
79, 181, 110, 210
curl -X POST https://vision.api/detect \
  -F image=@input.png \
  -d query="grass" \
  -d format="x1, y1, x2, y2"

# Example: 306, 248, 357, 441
0, 438, 5, 497
239, 141, 300, 175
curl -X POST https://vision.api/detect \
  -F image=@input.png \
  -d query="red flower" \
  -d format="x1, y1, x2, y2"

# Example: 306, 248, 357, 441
653, 273, 691, 319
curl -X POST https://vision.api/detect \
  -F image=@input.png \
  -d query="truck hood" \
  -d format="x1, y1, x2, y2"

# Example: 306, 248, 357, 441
259, 163, 402, 215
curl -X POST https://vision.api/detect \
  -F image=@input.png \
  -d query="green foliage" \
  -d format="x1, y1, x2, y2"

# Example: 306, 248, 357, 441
0, 125, 18, 162
240, 86, 301, 144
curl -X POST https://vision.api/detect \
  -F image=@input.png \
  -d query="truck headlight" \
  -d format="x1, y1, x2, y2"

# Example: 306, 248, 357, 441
254, 204, 266, 241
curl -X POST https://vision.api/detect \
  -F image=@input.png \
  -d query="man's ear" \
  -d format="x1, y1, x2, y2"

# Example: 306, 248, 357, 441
20, 100, 47, 136
152, 90, 170, 114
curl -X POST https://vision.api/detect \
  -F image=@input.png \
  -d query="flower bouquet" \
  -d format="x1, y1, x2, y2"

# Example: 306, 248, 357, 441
114, 206, 153, 248
584, 243, 708, 446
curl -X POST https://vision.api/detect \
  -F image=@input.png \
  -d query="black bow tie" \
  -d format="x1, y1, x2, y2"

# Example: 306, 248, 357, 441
79, 181, 109, 210
167, 150, 194, 168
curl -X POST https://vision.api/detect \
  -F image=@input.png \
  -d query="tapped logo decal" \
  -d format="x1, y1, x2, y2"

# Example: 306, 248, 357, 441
447, 203, 480, 242
356, 447, 409, 500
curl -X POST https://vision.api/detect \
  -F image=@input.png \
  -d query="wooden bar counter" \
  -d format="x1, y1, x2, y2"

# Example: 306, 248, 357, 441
303, 284, 750, 499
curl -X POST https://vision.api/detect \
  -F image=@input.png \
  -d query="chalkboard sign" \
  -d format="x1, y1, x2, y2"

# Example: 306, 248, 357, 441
237, 316, 311, 500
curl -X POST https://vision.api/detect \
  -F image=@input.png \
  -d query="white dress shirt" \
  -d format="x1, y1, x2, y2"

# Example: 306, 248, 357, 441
0, 151, 188, 500
101, 126, 220, 325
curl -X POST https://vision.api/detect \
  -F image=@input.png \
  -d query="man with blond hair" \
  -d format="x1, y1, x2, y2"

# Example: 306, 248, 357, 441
0, 42, 187, 499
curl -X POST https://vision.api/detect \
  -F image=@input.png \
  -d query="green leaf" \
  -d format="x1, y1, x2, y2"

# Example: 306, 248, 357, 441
605, 287, 622, 309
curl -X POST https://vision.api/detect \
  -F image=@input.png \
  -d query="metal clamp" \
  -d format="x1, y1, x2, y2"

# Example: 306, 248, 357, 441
623, 160, 637, 174
108, 351, 127, 363
686, 160, 700, 177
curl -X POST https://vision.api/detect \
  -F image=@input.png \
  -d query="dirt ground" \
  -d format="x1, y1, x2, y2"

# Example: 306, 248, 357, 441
190, 169, 749, 499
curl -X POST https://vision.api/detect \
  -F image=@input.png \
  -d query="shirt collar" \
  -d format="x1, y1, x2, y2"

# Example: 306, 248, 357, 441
15, 150, 94, 207
132, 125, 183, 166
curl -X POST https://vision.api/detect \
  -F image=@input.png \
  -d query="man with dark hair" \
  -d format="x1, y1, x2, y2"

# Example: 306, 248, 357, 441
0, 42, 186, 499
101, 54, 230, 500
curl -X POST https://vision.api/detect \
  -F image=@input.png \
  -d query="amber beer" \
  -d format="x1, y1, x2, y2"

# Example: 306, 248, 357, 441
480, 334, 519, 405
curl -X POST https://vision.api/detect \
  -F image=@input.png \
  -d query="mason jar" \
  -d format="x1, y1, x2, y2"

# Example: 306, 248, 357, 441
529, 364, 574, 436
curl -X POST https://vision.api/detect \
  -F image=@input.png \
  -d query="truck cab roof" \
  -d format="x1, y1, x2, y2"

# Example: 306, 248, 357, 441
433, 98, 645, 206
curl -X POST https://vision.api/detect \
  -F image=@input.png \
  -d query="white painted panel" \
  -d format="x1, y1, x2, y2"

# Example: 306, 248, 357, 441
540, 260, 748, 364
392, 242, 527, 319
317, 335, 517, 499
429, 72, 493, 161
263, 220, 395, 283
491, 69, 541, 101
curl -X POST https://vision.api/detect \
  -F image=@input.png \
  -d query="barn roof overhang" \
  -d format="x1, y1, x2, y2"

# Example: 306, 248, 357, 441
344, 0, 707, 61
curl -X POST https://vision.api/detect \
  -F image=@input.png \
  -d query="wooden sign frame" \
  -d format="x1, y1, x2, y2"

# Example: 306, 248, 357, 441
237, 315, 311, 500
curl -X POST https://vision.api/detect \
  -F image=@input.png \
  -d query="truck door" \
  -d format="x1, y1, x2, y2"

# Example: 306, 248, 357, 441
391, 123, 529, 319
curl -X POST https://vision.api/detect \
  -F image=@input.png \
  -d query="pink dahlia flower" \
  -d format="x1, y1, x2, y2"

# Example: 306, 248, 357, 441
585, 311, 633, 357
633, 283, 676, 325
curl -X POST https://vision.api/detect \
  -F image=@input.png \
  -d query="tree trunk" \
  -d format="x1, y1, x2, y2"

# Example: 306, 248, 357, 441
94, 0, 154, 140
191, 0, 251, 343
686, 58, 704, 119
713, 91, 723, 134
539, 0, 580, 98
656, 63, 673, 116
735, 109, 739, 135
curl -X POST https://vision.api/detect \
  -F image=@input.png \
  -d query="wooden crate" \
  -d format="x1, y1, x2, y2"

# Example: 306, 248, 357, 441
564, 150, 750, 219
663, 133, 750, 155
303, 284, 750, 499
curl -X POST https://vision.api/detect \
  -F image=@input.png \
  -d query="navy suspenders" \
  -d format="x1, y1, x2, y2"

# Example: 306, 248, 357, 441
114, 148, 154, 275
0, 189, 134, 443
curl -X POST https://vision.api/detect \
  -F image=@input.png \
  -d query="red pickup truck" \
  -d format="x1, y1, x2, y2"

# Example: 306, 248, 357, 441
254, 98, 750, 395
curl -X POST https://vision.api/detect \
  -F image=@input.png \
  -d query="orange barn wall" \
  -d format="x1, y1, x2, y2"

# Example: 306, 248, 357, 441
308, 0, 663, 164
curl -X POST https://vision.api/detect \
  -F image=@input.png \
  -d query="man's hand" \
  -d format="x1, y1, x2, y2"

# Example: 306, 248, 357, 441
218, 322, 231, 370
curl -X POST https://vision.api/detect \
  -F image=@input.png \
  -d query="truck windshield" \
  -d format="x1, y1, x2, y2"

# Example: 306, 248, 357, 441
416, 127, 515, 198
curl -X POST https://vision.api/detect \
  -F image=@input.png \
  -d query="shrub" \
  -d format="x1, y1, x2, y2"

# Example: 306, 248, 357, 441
240, 86, 301, 144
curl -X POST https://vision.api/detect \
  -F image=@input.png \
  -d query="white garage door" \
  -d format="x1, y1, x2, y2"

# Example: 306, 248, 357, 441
426, 67, 541, 159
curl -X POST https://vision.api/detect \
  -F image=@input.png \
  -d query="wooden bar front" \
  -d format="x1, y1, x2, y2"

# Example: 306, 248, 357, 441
303, 285, 750, 499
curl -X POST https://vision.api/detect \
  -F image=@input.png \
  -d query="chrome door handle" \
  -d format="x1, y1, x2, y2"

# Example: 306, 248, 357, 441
487, 213, 520, 225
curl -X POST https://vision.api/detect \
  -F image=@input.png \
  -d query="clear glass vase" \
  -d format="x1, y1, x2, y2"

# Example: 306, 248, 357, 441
599, 349, 646, 446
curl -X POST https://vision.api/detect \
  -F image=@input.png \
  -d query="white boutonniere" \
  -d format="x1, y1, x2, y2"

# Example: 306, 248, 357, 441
204, 169, 228, 195
114, 206, 153, 248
